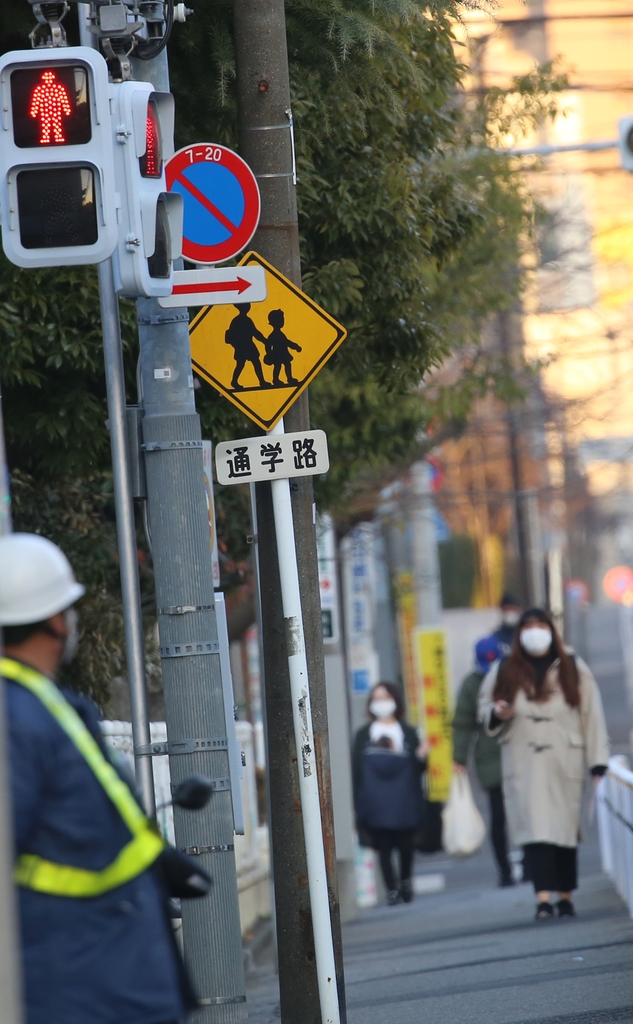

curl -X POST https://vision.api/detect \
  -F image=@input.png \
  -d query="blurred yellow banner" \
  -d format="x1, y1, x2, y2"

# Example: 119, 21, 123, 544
416, 628, 453, 803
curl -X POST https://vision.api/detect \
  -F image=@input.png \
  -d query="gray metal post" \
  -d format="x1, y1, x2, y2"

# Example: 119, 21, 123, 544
98, 259, 155, 816
130, 49, 246, 1023
410, 461, 442, 628
0, 388, 23, 1024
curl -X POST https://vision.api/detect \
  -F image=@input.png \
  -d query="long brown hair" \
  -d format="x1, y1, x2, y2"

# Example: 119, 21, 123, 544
493, 608, 580, 708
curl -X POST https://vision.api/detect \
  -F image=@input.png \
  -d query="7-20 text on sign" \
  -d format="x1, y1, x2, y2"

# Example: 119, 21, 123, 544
216, 430, 329, 485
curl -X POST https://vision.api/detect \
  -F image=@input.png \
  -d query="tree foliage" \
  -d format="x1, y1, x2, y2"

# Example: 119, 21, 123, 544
0, 0, 565, 693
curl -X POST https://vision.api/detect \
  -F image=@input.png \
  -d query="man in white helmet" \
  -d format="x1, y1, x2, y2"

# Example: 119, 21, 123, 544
0, 533, 194, 1024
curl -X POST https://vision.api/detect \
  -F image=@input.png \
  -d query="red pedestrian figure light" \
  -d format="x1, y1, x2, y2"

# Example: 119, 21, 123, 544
29, 70, 72, 145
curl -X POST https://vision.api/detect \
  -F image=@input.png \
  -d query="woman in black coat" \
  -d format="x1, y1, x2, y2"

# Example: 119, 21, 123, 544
352, 682, 427, 905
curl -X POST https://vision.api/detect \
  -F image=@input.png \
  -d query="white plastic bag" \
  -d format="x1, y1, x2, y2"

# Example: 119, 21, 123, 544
442, 773, 486, 856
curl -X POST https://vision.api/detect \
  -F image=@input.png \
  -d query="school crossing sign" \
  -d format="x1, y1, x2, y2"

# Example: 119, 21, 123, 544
189, 251, 347, 431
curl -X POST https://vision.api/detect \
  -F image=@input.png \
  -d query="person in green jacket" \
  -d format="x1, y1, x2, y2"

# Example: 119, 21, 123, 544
452, 635, 514, 886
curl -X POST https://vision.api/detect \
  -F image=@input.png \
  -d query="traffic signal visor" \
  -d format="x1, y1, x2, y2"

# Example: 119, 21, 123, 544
0, 48, 117, 268
112, 83, 182, 297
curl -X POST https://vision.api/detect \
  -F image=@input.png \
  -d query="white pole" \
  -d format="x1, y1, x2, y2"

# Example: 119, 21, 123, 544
268, 419, 340, 1024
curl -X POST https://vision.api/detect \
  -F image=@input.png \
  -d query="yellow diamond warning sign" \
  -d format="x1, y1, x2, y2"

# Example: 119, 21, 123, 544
189, 251, 347, 431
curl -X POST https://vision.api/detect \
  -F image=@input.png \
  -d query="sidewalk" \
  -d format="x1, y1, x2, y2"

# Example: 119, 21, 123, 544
246, 841, 633, 1024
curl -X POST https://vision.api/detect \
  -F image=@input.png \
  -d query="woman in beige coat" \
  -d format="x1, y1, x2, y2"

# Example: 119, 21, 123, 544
478, 607, 609, 920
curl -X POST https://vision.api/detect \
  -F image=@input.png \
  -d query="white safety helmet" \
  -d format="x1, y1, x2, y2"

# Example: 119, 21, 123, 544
0, 533, 85, 626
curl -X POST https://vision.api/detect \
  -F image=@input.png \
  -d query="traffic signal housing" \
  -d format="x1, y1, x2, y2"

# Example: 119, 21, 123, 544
111, 82, 183, 298
0, 48, 117, 268
618, 116, 633, 172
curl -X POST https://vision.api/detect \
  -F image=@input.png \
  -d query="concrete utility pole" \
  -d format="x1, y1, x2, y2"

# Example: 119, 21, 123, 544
0, 393, 23, 1024
498, 309, 532, 607
410, 461, 442, 628
129, 49, 247, 1023
232, 1, 347, 1019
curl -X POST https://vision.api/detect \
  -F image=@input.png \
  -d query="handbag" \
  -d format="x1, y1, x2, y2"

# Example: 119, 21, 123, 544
442, 774, 486, 856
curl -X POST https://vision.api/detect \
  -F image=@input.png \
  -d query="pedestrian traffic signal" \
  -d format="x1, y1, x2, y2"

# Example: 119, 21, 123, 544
0, 48, 117, 268
618, 116, 633, 172
111, 82, 183, 298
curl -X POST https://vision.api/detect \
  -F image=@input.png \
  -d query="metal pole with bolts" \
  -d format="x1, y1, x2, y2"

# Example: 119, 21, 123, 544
0, 387, 23, 1024
268, 423, 340, 1024
130, 45, 247, 1023
97, 259, 155, 815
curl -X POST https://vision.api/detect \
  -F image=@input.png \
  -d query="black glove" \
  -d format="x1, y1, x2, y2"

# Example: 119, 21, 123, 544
156, 846, 212, 899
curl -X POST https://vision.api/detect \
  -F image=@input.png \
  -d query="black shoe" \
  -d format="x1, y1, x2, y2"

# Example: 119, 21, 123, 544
557, 899, 576, 918
499, 876, 515, 888
535, 901, 555, 920
387, 889, 401, 906
400, 879, 414, 904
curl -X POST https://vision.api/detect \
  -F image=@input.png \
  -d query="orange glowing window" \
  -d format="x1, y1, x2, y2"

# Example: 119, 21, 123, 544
11, 65, 91, 148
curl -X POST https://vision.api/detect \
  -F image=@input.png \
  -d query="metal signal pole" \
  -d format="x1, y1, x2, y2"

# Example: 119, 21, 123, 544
233, 0, 347, 1018
129, 48, 247, 1022
0, 386, 23, 1024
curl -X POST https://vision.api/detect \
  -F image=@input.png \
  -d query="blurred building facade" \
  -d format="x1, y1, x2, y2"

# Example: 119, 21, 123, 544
442, 0, 633, 605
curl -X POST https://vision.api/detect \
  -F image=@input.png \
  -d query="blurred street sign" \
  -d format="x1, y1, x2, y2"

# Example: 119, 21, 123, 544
215, 429, 329, 486
166, 143, 260, 264
564, 578, 590, 605
603, 565, 633, 604
158, 266, 266, 308
190, 251, 347, 431
416, 627, 453, 803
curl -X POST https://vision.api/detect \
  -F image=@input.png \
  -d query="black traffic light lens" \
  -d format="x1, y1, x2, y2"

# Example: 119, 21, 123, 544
148, 198, 171, 278
11, 65, 91, 149
17, 167, 98, 249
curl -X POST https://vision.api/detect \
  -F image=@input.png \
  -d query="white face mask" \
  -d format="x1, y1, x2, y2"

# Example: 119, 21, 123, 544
501, 610, 520, 627
369, 698, 397, 720
520, 626, 552, 657
61, 607, 79, 664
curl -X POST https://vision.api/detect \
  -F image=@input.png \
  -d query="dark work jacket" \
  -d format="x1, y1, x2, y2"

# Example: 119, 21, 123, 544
452, 670, 502, 791
493, 623, 516, 656
4, 670, 190, 1024
352, 723, 425, 832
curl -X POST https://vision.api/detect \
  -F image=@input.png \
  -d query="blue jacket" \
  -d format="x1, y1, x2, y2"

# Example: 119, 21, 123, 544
353, 723, 425, 831
4, 671, 186, 1024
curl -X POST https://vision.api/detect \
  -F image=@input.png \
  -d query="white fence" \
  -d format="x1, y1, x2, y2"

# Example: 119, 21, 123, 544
597, 755, 633, 917
101, 719, 271, 935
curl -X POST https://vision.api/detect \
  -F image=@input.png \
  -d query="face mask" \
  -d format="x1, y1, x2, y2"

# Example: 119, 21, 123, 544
502, 610, 520, 627
520, 626, 552, 657
369, 698, 397, 720
61, 607, 79, 664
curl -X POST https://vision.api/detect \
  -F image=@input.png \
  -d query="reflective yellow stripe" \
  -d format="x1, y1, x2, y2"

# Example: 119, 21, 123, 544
1, 658, 164, 897
14, 831, 165, 897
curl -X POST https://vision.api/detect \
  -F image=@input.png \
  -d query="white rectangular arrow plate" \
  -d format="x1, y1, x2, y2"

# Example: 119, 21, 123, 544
215, 429, 329, 485
158, 266, 267, 308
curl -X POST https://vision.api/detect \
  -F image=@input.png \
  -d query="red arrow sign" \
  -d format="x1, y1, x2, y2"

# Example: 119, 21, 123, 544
157, 265, 267, 309
172, 276, 252, 297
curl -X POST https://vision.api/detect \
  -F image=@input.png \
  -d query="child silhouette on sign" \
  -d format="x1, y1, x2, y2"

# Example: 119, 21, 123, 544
264, 309, 302, 386
225, 303, 268, 390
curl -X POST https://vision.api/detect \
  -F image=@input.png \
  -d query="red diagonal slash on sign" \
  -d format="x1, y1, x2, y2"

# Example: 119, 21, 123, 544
172, 277, 252, 296
176, 172, 239, 236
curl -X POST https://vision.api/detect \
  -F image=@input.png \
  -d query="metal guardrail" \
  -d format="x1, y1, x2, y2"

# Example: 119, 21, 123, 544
597, 755, 633, 917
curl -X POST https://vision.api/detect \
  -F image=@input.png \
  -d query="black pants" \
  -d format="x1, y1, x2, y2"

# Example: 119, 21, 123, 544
523, 842, 577, 893
371, 828, 415, 892
488, 785, 512, 882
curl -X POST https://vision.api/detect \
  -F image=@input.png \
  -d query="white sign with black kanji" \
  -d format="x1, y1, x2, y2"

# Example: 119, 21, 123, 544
215, 429, 329, 485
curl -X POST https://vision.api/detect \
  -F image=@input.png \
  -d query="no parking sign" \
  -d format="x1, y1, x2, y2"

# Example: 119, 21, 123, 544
166, 143, 260, 265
